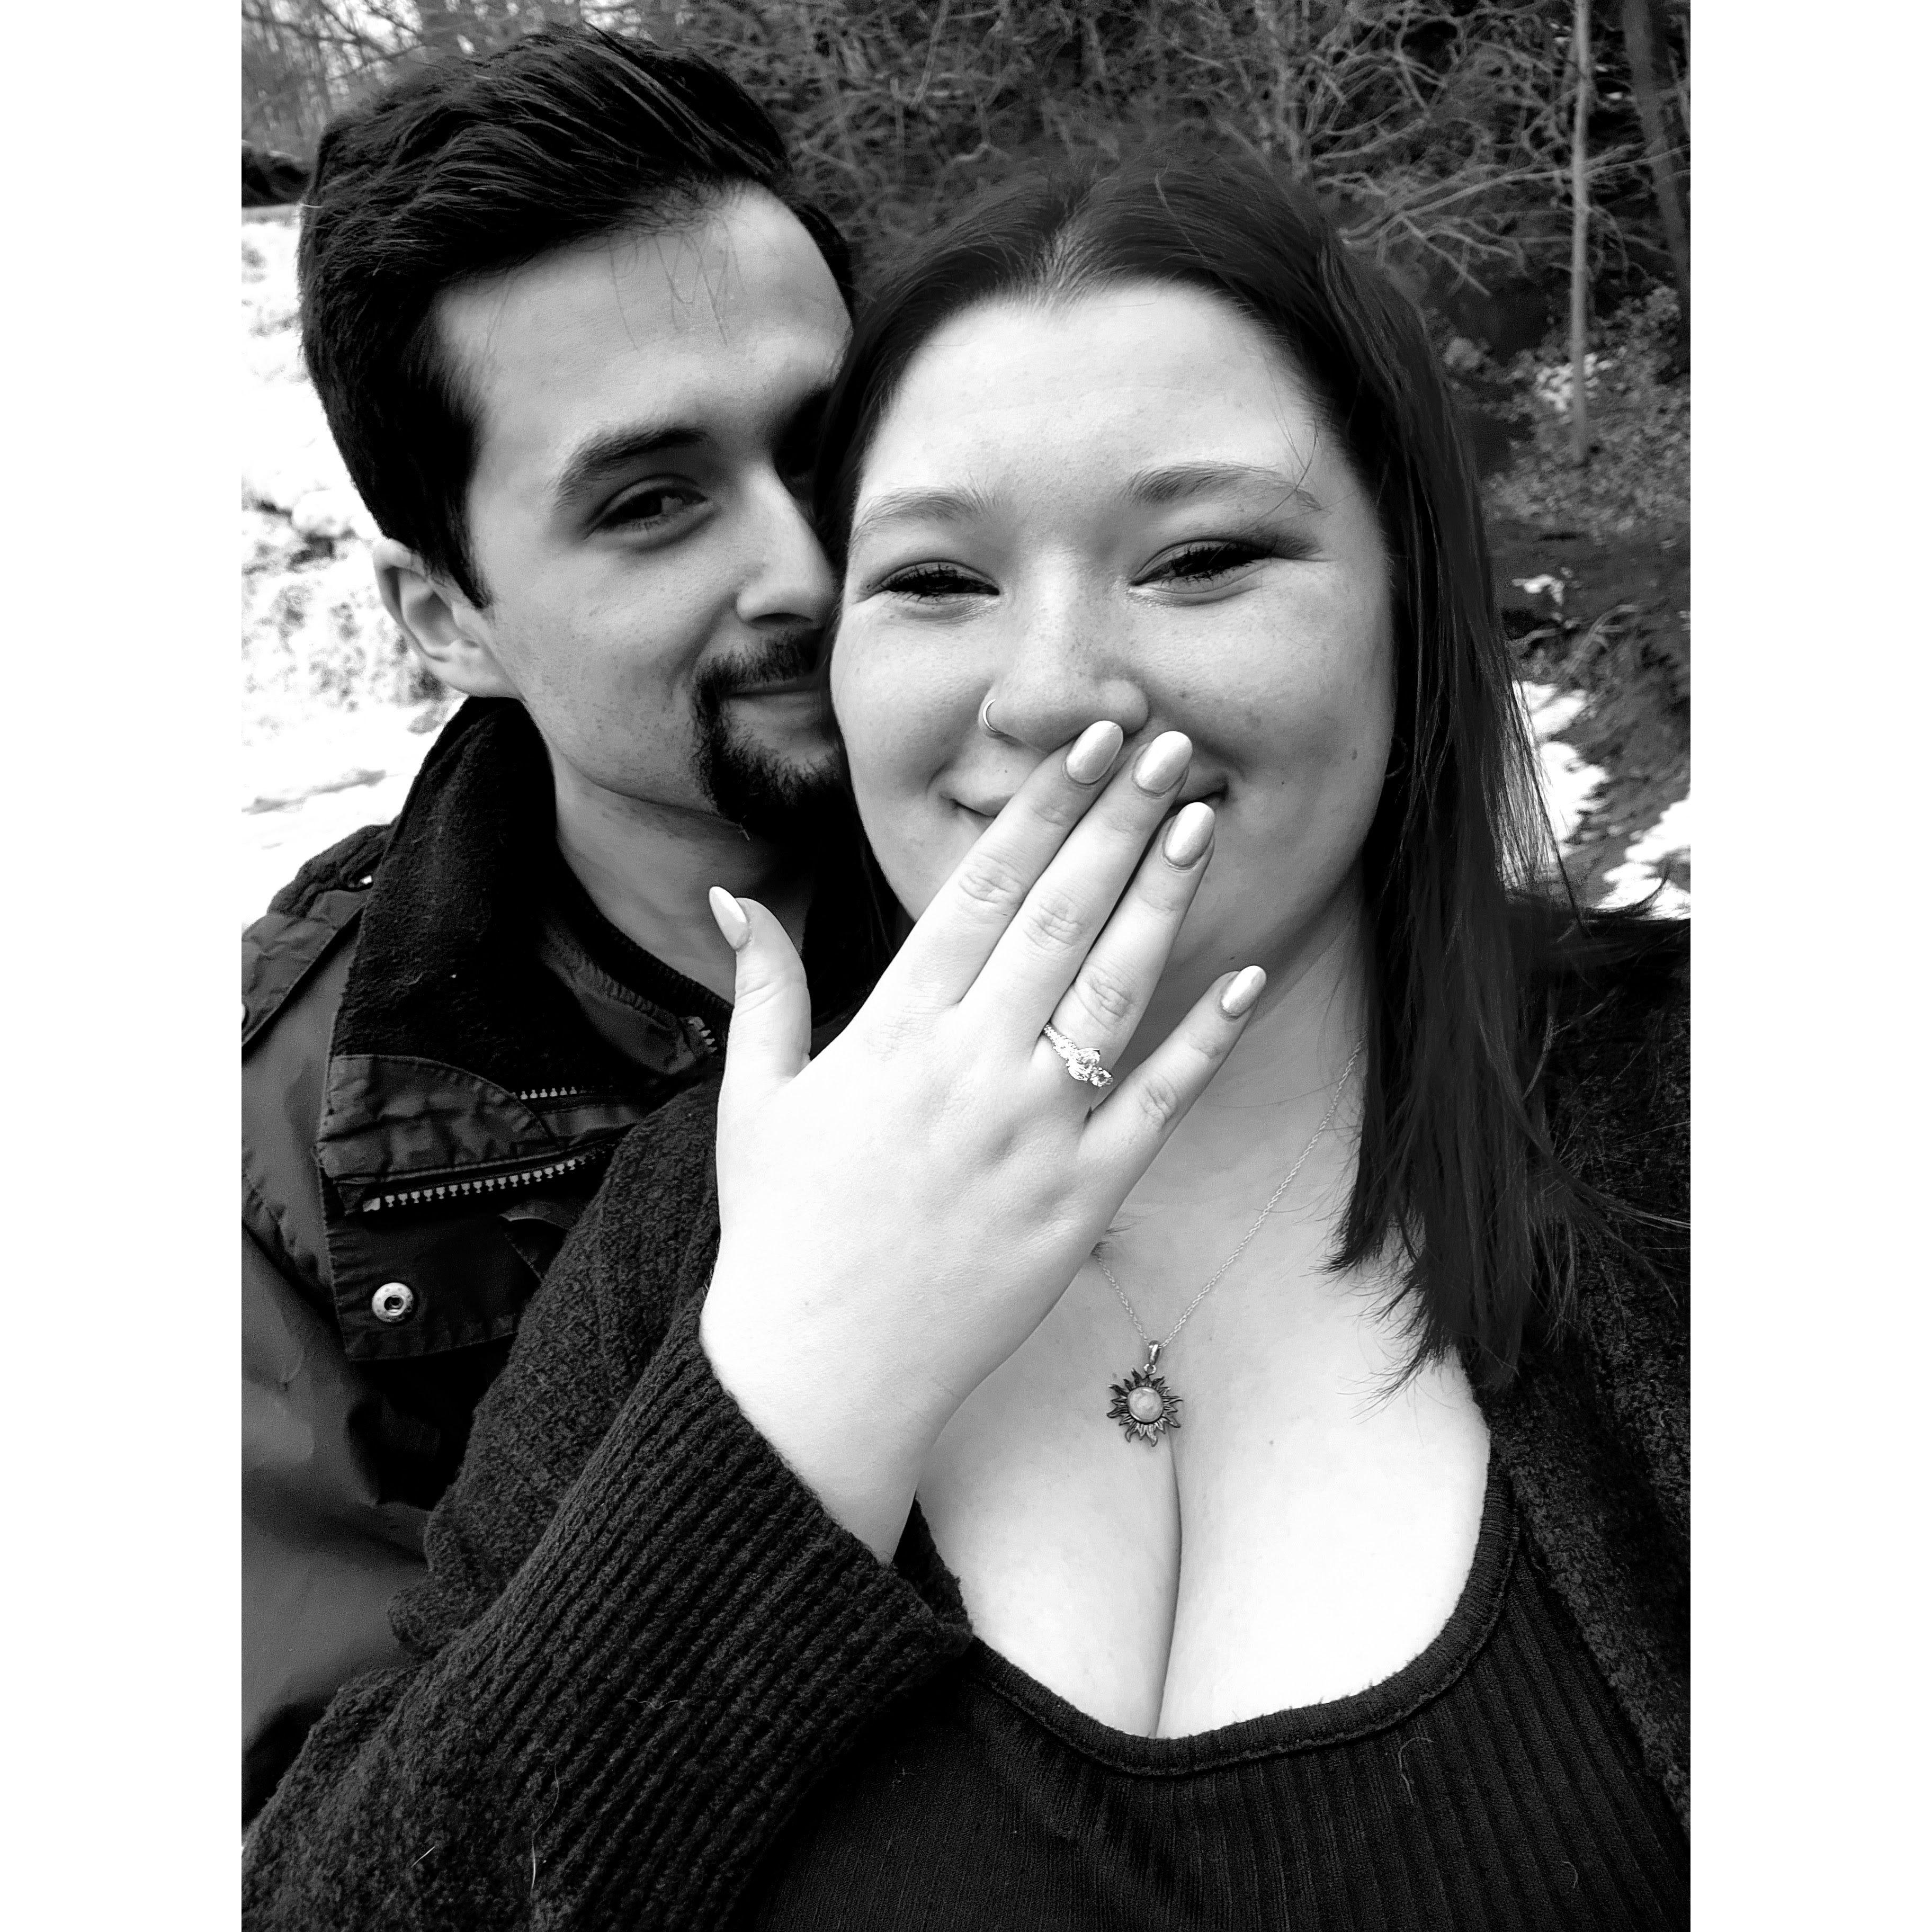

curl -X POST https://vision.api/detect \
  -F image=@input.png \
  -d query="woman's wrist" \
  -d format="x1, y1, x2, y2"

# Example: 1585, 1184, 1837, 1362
700, 1258, 952, 1563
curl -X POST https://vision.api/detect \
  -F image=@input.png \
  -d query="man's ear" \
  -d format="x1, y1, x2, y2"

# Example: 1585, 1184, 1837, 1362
372, 538, 520, 700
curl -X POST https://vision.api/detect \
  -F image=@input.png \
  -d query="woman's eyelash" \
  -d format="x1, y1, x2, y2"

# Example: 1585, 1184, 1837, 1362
880, 565, 989, 598
1156, 541, 1269, 582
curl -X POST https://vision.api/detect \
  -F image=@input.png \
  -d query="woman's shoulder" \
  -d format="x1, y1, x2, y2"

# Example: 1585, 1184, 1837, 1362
567, 1074, 727, 1357
598, 1074, 724, 1226
1526, 905, 1688, 1226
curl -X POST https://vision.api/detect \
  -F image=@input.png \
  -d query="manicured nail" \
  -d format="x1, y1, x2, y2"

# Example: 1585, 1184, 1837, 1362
1162, 801, 1215, 867
1219, 965, 1267, 1017
1063, 720, 1124, 786
708, 887, 750, 951
1132, 731, 1192, 794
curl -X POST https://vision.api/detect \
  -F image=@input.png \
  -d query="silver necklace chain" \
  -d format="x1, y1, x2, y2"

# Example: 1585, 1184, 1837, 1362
1095, 1040, 1364, 1356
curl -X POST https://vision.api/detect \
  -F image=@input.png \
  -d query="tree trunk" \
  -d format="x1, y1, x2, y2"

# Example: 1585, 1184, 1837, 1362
1622, 0, 1689, 362
1568, 0, 1593, 469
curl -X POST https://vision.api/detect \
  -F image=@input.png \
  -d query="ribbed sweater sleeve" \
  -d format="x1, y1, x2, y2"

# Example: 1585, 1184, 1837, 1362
241, 1093, 974, 1930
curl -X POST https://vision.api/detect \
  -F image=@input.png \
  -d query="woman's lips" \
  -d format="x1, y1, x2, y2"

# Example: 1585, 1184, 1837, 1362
953, 782, 1228, 823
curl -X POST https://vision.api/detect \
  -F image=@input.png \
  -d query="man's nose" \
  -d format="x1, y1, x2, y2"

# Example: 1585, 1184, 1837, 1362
735, 471, 836, 629
980, 584, 1151, 751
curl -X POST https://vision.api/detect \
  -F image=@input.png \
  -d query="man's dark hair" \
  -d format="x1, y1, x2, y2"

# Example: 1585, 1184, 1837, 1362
299, 26, 853, 607
816, 155, 1684, 1393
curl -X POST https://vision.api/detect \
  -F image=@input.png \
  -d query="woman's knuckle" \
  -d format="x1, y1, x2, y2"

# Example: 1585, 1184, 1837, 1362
1134, 1069, 1184, 1128
732, 974, 789, 1016
1075, 964, 1138, 1027
1030, 784, 1084, 830
953, 849, 1030, 913
1019, 887, 1087, 953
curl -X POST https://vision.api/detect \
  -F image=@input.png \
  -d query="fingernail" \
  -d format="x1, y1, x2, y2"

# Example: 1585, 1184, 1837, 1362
1219, 965, 1266, 1017
1132, 731, 1192, 794
1161, 800, 1215, 867
708, 886, 750, 951
1063, 720, 1123, 786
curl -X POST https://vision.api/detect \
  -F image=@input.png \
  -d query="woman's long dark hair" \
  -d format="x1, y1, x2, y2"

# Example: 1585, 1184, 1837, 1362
814, 155, 1678, 1391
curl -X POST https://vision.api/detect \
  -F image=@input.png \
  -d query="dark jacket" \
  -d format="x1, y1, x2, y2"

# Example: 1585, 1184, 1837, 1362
241, 925, 1688, 1929
241, 697, 873, 1820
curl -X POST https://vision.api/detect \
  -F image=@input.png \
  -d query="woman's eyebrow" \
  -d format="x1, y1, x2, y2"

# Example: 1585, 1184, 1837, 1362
848, 482, 998, 547
1126, 461, 1322, 514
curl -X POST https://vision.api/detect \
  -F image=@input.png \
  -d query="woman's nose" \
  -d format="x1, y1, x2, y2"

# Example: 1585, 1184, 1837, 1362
979, 593, 1151, 751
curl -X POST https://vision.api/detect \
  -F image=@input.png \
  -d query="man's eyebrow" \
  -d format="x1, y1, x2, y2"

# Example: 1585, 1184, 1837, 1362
1125, 461, 1323, 514
553, 423, 707, 513
847, 483, 999, 547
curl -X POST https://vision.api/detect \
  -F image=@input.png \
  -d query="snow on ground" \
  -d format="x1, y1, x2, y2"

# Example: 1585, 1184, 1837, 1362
1518, 683, 1607, 855
240, 700, 451, 922
1602, 793, 1692, 918
242, 210, 452, 922
240, 214, 1689, 928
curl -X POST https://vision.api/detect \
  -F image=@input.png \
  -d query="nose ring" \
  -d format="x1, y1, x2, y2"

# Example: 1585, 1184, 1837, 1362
979, 693, 1015, 744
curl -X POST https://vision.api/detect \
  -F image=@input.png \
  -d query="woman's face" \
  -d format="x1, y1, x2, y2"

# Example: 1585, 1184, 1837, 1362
831, 280, 1397, 1003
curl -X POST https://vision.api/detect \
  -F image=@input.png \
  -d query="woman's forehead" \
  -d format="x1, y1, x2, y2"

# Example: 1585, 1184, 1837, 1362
855, 282, 1343, 516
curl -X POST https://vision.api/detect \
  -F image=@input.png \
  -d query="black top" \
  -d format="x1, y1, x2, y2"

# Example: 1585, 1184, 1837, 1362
242, 924, 1687, 1932
746, 1459, 1685, 1930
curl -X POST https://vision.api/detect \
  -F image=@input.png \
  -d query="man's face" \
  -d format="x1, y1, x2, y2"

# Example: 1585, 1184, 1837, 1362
436, 187, 849, 840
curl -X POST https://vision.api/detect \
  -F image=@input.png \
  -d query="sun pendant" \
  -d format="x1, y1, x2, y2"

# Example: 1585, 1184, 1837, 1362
1107, 1364, 1183, 1445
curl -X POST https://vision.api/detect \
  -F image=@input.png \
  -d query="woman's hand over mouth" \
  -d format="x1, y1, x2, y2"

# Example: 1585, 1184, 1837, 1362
699, 720, 1265, 1560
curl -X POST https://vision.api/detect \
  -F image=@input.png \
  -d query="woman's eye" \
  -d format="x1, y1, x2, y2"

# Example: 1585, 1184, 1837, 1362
878, 563, 993, 601
602, 485, 705, 532
1148, 541, 1270, 586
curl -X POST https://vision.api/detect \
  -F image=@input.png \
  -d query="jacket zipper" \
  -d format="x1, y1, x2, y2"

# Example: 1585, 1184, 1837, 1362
365, 1028, 717, 1211
362, 1146, 608, 1213
514, 1012, 715, 1107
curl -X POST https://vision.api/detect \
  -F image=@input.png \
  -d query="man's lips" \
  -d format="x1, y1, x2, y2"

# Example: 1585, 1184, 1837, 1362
726, 676, 823, 700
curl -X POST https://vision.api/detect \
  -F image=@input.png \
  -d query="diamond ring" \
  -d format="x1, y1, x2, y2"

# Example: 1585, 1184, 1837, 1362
1041, 1022, 1114, 1090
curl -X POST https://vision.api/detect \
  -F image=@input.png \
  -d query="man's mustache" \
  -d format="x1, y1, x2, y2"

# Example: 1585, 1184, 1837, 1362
705, 627, 826, 700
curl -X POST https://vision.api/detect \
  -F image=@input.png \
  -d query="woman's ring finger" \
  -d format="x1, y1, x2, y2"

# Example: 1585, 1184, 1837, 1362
1041, 1023, 1115, 1091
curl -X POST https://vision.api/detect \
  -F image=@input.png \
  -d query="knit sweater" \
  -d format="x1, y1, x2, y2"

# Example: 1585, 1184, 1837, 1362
241, 925, 1687, 1931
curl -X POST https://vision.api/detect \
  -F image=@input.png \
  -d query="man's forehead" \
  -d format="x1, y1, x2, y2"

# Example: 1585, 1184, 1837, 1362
441, 213, 749, 362
439, 193, 846, 483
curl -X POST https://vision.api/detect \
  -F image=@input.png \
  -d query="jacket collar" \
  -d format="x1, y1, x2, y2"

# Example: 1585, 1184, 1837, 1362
318, 698, 885, 1199
332, 697, 629, 1097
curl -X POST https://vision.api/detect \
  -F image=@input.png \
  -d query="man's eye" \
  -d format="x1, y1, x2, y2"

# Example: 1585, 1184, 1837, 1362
602, 484, 704, 531
1148, 541, 1269, 585
879, 564, 993, 601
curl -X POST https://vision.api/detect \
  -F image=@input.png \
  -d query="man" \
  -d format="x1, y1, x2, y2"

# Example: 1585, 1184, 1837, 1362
243, 27, 877, 1820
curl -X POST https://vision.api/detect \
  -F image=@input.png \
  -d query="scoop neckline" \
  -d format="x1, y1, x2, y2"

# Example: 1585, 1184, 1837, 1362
961, 1450, 1518, 1777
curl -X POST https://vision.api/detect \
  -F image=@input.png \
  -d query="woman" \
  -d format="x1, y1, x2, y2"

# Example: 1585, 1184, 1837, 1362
245, 158, 1687, 1929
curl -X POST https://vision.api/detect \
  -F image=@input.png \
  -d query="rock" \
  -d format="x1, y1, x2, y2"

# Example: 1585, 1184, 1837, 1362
243, 144, 309, 209
241, 511, 304, 578
242, 381, 352, 512
291, 489, 374, 543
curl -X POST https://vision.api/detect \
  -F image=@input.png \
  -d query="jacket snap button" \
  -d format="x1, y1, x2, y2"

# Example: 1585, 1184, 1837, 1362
371, 1281, 416, 1323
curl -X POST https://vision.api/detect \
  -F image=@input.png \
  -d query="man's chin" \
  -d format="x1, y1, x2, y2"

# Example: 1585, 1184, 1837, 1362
700, 726, 845, 845
722, 687, 834, 761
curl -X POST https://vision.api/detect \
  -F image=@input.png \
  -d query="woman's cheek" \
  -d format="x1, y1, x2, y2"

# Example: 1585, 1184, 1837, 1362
854, 770, 956, 917
834, 679, 947, 914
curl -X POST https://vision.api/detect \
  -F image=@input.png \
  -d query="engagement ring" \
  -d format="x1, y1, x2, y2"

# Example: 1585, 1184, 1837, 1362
1041, 1023, 1114, 1090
